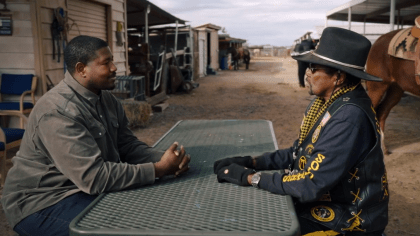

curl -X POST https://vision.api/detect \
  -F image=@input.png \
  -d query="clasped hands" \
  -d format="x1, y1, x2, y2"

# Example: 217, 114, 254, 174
213, 156, 256, 186
154, 142, 191, 178
154, 144, 257, 185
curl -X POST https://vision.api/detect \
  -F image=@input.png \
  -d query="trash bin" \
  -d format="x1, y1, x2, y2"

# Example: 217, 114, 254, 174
220, 56, 228, 70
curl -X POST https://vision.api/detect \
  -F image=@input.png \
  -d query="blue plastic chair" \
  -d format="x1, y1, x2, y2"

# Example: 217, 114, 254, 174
0, 113, 27, 186
0, 74, 37, 128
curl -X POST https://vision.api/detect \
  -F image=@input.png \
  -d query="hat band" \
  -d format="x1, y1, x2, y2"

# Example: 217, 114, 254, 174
312, 51, 365, 70
291, 51, 311, 57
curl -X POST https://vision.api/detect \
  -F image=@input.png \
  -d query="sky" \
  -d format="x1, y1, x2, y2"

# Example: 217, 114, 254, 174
150, 0, 354, 47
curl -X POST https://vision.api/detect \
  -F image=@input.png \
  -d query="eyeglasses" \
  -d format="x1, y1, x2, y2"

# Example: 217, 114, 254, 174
307, 63, 334, 73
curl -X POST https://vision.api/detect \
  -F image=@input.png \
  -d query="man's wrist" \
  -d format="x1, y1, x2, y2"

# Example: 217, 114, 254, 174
153, 162, 164, 178
247, 173, 255, 185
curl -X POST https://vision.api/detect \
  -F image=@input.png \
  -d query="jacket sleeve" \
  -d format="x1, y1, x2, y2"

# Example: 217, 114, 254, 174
254, 141, 296, 170
35, 110, 158, 195
115, 98, 164, 165
258, 105, 375, 203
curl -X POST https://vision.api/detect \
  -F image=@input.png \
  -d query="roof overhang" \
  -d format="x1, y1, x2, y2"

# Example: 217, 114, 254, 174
327, 0, 420, 25
195, 23, 222, 31
218, 34, 247, 43
219, 38, 247, 44
126, 0, 186, 28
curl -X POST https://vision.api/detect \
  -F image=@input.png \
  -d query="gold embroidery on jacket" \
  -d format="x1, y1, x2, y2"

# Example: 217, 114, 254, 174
283, 153, 325, 182
311, 205, 335, 222
299, 156, 307, 170
342, 210, 365, 232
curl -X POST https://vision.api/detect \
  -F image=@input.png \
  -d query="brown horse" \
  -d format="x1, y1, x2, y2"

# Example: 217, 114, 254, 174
242, 48, 251, 69
365, 28, 420, 154
238, 47, 251, 69
227, 46, 240, 70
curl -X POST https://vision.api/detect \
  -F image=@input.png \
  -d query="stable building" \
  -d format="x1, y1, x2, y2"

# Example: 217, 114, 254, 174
193, 23, 221, 78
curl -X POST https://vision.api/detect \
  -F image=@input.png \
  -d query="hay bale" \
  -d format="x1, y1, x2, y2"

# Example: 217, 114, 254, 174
121, 100, 152, 128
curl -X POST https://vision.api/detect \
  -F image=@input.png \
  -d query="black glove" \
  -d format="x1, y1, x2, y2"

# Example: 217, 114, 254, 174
213, 156, 253, 174
216, 163, 255, 186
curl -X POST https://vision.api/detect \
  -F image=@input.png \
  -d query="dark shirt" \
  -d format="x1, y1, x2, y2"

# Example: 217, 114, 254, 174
1, 72, 164, 228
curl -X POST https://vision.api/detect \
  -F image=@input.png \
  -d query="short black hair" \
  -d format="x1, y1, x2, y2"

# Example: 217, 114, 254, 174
64, 35, 109, 75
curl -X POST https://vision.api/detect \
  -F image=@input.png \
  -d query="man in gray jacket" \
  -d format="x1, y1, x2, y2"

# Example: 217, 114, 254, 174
1, 35, 191, 236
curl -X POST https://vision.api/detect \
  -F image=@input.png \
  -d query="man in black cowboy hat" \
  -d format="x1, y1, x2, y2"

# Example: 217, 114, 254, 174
213, 27, 388, 236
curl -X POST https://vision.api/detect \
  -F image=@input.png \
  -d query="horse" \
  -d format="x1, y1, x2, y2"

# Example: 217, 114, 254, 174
227, 46, 240, 70
293, 39, 317, 87
242, 48, 251, 69
365, 23, 420, 154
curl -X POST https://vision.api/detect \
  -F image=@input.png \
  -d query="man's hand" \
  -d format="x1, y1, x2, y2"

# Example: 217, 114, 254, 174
216, 163, 255, 186
154, 142, 191, 178
213, 156, 253, 174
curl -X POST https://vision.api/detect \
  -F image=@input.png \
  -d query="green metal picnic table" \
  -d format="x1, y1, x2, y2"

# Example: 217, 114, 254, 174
69, 120, 300, 236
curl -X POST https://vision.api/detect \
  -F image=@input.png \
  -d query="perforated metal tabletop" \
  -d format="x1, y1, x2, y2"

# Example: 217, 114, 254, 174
69, 120, 300, 236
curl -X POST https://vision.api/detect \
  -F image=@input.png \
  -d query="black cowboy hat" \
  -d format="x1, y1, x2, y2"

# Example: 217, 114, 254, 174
292, 27, 382, 82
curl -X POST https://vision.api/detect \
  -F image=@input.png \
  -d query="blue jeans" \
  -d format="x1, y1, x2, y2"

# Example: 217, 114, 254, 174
14, 192, 97, 236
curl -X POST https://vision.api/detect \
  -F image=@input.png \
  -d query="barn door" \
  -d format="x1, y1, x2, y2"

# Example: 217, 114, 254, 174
199, 39, 204, 76
67, 0, 108, 41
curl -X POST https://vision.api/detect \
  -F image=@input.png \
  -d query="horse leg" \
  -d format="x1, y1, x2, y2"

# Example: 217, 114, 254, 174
298, 61, 308, 87
375, 83, 404, 154
366, 80, 390, 109
245, 57, 250, 69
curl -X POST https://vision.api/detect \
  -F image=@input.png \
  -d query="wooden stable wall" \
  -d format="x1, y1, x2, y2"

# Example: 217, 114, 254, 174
37, 0, 67, 92
0, 0, 128, 127
0, 0, 128, 95
36, 0, 128, 91
0, 0, 39, 94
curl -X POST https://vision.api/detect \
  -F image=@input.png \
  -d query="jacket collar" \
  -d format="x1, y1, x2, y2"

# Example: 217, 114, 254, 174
63, 71, 100, 106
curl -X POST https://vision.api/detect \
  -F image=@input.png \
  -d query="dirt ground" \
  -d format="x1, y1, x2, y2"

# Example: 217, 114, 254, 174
1, 57, 420, 235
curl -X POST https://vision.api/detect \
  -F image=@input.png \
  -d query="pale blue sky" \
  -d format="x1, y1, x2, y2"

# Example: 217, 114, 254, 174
151, 0, 354, 46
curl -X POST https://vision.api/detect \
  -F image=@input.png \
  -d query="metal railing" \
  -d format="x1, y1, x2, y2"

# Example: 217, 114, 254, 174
111, 76, 146, 101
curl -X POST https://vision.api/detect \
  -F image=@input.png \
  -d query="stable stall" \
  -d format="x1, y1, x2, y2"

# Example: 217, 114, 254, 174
218, 34, 246, 70
126, 0, 195, 105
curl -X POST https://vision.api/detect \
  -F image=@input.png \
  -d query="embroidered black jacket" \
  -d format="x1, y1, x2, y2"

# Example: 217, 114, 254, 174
255, 85, 388, 233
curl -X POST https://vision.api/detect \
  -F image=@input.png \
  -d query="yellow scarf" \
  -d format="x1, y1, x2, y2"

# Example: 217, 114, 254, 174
298, 83, 359, 145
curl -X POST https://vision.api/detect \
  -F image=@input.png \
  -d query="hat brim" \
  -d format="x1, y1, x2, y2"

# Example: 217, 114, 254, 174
292, 51, 383, 82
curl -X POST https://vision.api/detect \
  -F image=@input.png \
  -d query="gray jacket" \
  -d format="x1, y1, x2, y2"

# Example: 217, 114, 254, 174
1, 72, 164, 228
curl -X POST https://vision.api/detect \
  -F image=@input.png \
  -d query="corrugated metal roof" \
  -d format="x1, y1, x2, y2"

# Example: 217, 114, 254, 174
327, 0, 420, 25
218, 34, 247, 43
127, 0, 186, 28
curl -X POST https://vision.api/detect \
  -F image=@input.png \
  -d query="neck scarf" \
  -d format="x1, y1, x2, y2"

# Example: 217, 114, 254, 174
298, 83, 359, 145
